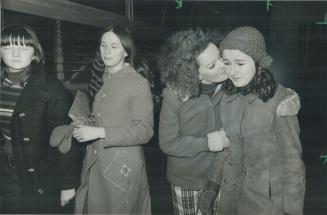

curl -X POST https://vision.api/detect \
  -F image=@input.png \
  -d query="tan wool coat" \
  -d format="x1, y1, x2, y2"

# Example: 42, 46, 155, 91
75, 65, 153, 214
217, 85, 305, 215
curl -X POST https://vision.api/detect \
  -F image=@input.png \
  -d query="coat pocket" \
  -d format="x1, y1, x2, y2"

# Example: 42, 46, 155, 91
103, 150, 144, 192
244, 170, 270, 197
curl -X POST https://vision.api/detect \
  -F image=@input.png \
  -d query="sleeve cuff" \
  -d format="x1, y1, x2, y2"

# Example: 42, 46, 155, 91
61, 176, 76, 190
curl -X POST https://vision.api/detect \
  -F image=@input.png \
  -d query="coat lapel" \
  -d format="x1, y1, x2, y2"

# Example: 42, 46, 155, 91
14, 67, 50, 114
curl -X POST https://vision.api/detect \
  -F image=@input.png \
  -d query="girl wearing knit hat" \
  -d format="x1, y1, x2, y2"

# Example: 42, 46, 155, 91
214, 26, 305, 215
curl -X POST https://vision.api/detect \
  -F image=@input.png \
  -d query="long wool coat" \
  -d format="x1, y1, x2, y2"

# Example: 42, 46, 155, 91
74, 65, 153, 214
217, 85, 305, 215
1, 64, 75, 213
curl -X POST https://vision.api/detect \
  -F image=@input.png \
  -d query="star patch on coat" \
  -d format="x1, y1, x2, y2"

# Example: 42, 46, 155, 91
120, 164, 131, 177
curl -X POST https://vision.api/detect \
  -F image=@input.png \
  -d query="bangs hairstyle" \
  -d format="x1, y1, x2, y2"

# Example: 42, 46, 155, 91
1, 25, 44, 65
222, 62, 277, 102
99, 25, 136, 67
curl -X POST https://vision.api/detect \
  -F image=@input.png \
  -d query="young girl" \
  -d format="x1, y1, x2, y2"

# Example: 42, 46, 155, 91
217, 26, 305, 215
73, 25, 153, 214
0, 25, 75, 213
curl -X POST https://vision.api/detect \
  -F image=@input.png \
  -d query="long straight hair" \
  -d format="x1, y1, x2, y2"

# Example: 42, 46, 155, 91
98, 24, 136, 67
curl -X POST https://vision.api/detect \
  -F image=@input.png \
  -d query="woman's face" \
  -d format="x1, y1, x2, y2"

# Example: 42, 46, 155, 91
1, 37, 35, 73
100, 31, 127, 72
222, 49, 256, 87
196, 43, 227, 84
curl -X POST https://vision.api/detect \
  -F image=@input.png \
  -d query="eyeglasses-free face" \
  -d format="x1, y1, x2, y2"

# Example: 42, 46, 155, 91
222, 49, 256, 87
1, 37, 35, 73
100, 31, 128, 73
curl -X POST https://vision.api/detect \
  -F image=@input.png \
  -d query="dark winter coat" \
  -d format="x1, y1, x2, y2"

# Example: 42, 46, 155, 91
3, 64, 75, 213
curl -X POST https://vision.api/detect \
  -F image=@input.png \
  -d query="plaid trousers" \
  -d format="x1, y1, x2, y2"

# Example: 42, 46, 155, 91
171, 185, 219, 215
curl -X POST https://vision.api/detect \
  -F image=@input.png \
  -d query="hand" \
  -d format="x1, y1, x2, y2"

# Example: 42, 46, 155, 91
207, 129, 230, 152
276, 89, 301, 117
60, 189, 75, 207
72, 125, 105, 142
198, 180, 220, 215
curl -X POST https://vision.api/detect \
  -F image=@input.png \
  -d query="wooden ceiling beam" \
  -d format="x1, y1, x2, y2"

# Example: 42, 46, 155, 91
2, 0, 165, 40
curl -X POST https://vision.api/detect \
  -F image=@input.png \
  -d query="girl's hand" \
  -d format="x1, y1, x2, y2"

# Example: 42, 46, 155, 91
60, 189, 75, 207
207, 129, 230, 152
72, 125, 105, 142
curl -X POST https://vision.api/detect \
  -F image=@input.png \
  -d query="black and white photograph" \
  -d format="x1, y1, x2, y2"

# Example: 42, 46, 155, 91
1, 0, 327, 214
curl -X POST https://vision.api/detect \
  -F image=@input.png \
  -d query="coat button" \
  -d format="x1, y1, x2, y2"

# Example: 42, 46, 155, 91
19, 112, 26, 117
23, 137, 30, 142
37, 188, 44, 194
94, 150, 97, 154
27, 168, 35, 173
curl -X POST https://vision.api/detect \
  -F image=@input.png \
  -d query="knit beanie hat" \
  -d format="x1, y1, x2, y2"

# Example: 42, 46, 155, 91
220, 26, 273, 69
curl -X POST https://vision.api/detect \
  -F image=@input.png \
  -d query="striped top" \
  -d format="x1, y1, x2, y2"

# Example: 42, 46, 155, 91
0, 77, 25, 154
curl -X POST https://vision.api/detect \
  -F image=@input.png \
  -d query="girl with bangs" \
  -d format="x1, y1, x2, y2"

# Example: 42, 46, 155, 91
0, 25, 76, 213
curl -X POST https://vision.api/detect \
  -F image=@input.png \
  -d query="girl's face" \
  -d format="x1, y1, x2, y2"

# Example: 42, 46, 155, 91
100, 31, 127, 72
1, 37, 35, 73
222, 49, 256, 87
196, 43, 227, 84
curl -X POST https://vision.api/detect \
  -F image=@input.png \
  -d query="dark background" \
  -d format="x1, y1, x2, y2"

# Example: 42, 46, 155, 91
2, 1, 327, 214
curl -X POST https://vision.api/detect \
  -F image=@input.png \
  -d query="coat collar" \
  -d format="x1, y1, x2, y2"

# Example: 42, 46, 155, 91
11, 64, 49, 113
24, 64, 46, 88
103, 64, 135, 80
211, 84, 224, 106
1, 63, 46, 88
224, 92, 259, 104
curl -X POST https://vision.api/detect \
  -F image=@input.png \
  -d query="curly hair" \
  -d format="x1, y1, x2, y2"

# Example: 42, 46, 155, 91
192, 30, 225, 59
222, 63, 277, 102
158, 29, 225, 100
135, 54, 162, 114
